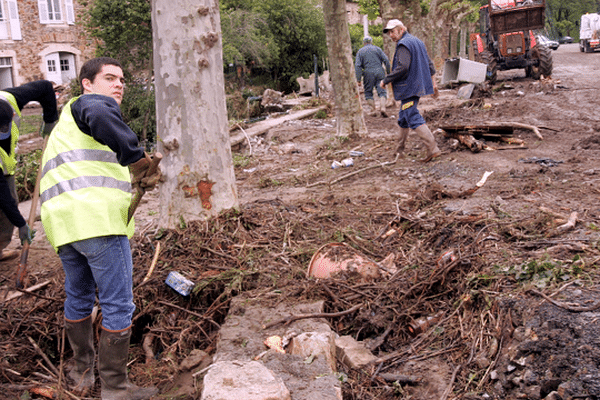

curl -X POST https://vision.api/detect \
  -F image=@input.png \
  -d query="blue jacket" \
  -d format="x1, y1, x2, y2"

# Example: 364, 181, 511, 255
388, 33, 434, 101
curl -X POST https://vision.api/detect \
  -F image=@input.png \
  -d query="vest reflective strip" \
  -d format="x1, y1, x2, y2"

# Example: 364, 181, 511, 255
40, 148, 129, 203
42, 148, 120, 176
40, 175, 131, 204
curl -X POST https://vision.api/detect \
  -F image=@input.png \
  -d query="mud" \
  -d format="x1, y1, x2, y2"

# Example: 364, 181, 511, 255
2, 43, 600, 400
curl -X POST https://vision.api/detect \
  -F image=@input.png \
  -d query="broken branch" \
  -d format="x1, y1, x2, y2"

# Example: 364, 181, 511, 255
262, 303, 362, 330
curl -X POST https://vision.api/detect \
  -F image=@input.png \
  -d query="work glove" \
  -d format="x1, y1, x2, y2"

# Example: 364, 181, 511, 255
40, 121, 57, 138
18, 224, 34, 245
129, 152, 161, 191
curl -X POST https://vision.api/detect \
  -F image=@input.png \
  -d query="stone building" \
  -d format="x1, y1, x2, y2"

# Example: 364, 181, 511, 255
0, 0, 96, 89
346, 1, 382, 26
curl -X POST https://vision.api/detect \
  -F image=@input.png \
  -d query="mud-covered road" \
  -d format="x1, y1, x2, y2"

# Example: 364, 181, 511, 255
2, 43, 600, 400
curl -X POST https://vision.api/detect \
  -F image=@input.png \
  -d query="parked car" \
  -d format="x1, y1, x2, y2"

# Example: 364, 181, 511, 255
559, 36, 573, 44
537, 35, 560, 50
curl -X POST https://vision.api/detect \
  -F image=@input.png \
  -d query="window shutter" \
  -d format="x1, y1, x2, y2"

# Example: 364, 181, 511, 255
65, 0, 74, 24
7, 0, 21, 40
38, 0, 49, 24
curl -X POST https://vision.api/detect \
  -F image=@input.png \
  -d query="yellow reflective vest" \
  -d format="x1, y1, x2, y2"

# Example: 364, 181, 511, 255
40, 96, 134, 250
0, 91, 21, 176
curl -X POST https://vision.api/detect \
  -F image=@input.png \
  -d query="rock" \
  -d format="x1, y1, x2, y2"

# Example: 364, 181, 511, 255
523, 369, 539, 386
557, 380, 582, 399
288, 331, 337, 372
335, 335, 377, 369
296, 71, 332, 95
179, 349, 211, 371
542, 391, 562, 400
201, 361, 291, 400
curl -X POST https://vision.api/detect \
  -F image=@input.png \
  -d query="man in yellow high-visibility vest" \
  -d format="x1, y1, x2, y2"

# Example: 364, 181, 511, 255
40, 57, 160, 399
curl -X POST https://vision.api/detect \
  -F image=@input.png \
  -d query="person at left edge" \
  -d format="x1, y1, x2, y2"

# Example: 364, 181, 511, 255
0, 80, 57, 261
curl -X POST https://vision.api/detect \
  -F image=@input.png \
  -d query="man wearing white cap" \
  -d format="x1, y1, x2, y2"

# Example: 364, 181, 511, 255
381, 19, 441, 162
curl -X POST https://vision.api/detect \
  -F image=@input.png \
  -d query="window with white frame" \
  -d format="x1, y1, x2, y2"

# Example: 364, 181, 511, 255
47, 59, 57, 73
38, 0, 74, 25
1, 0, 22, 40
48, 0, 61, 21
60, 58, 69, 72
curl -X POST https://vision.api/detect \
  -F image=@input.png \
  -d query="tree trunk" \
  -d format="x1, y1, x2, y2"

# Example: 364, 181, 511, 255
377, 0, 474, 64
152, 0, 239, 229
322, 0, 367, 138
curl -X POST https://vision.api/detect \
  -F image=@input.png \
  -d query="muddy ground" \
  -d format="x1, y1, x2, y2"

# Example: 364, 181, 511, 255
1, 43, 600, 400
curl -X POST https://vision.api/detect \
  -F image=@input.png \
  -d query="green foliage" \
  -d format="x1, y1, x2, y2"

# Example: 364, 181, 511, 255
232, 153, 251, 168
84, 0, 152, 77
15, 149, 42, 202
14, 114, 44, 201
220, 8, 278, 68
497, 257, 586, 289
119, 83, 156, 149
349, 23, 384, 56
546, 0, 600, 39
252, 0, 327, 93
358, 0, 380, 20
313, 109, 328, 119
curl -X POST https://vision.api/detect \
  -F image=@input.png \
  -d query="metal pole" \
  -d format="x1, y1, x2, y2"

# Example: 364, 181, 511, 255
313, 54, 319, 98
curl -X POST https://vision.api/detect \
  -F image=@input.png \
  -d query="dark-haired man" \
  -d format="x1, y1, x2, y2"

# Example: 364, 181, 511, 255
40, 57, 160, 399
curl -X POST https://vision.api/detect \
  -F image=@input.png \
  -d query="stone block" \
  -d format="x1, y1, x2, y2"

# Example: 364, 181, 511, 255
335, 335, 377, 369
288, 331, 337, 372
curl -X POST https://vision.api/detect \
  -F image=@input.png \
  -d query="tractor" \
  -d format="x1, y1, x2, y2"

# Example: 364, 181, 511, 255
470, 0, 553, 83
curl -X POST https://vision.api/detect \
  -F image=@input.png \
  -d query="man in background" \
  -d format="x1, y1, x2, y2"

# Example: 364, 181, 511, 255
381, 20, 441, 162
355, 36, 391, 117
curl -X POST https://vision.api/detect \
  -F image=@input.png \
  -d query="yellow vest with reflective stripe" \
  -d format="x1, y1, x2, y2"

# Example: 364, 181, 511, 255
40, 96, 134, 250
0, 92, 21, 175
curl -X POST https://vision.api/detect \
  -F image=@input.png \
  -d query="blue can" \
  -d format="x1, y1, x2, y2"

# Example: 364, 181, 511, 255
349, 151, 365, 157
165, 271, 195, 296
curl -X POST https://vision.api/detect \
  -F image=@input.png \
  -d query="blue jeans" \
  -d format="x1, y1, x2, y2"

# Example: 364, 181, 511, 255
59, 235, 135, 331
362, 69, 387, 100
398, 96, 426, 129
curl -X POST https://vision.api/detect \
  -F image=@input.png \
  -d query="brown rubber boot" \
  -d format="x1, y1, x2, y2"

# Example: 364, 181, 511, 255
379, 98, 388, 118
414, 124, 441, 162
0, 249, 19, 261
65, 316, 96, 395
99, 328, 158, 400
396, 127, 410, 156
366, 99, 379, 117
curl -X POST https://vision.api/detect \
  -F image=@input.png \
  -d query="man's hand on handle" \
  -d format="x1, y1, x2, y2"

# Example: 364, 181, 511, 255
18, 224, 34, 245
129, 152, 162, 191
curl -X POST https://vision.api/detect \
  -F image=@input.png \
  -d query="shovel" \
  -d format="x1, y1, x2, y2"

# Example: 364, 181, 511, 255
15, 135, 49, 289
127, 152, 163, 224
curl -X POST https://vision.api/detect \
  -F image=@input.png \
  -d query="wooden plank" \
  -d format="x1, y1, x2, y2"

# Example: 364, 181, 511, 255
230, 106, 328, 146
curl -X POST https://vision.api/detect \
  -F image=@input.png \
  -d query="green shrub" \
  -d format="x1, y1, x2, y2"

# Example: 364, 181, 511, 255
15, 149, 42, 202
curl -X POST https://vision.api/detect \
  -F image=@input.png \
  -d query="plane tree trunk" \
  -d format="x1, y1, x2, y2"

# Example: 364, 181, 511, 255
152, 0, 239, 229
322, 0, 367, 138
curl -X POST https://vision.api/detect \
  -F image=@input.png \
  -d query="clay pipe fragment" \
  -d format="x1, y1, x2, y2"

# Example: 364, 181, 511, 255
127, 152, 163, 224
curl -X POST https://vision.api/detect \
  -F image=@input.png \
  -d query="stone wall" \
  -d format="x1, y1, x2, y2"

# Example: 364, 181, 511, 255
0, 0, 96, 86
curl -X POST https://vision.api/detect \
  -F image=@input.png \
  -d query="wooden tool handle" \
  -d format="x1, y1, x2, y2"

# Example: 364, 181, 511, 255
15, 135, 49, 289
127, 152, 163, 224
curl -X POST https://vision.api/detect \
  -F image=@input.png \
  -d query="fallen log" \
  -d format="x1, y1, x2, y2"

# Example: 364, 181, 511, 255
439, 121, 543, 140
440, 130, 484, 153
556, 212, 578, 233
